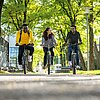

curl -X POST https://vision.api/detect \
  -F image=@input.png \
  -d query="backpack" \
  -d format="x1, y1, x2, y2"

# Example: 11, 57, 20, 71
19, 30, 30, 42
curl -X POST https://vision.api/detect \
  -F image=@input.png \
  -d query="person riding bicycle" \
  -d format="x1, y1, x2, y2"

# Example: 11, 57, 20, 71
65, 25, 82, 69
15, 24, 34, 70
41, 27, 57, 69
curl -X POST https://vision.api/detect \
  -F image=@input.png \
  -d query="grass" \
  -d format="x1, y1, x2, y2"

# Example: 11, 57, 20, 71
76, 70, 100, 75
0, 70, 9, 74
0, 69, 100, 75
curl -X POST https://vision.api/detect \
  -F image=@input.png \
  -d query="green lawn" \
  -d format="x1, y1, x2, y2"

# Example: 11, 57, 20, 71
0, 70, 100, 75
0, 70, 9, 74
76, 70, 100, 75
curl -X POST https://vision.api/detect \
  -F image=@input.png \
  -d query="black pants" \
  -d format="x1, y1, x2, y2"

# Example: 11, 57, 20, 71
43, 47, 54, 67
18, 45, 34, 65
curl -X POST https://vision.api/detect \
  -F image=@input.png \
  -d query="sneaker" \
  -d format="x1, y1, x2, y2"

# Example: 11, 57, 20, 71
28, 56, 32, 62
43, 66, 46, 69
76, 65, 80, 69
18, 65, 23, 71
43, 65, 47, 69
68, 61, 72, 68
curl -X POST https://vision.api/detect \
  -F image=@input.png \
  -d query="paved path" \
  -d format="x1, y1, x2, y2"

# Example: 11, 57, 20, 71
0, 74, 100, 100
0, 74, 100, 81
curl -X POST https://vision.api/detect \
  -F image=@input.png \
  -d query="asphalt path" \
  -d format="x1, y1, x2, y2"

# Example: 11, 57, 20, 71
0, 74, 100, 100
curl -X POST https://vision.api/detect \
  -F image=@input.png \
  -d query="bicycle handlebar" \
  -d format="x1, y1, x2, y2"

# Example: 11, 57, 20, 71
40, 44, 58, 47
15, 43, 34, 46
63, 42, 82, 47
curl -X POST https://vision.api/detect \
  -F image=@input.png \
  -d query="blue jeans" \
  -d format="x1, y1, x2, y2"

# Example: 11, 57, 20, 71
68, 44, 79, 65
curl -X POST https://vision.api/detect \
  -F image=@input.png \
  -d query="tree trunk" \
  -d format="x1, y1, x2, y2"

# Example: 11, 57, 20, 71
0, 0, 4, 37
23, 0, 27, 23
89, 2, 95, 70
94, 41, 100, 69
60, 43, 63, 67
79, 48, 87, 71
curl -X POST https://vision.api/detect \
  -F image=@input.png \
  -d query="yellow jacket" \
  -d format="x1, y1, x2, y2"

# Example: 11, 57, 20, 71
16, 29, 34, 45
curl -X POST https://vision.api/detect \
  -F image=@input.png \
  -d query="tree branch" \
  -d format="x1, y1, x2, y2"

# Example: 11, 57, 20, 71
9, 12, 19, 30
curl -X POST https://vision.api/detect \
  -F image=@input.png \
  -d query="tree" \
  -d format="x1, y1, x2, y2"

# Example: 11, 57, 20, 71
89, 1, 94, 70
0, 0, 4, 36
53, 0, 87, 70
2, 0, 42, 71
1, 0, 100, 71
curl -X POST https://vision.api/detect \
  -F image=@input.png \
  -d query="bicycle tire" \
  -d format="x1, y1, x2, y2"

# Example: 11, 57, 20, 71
72, 55, 76, 74
47, 54, 50, 75
23, 56, 27, 74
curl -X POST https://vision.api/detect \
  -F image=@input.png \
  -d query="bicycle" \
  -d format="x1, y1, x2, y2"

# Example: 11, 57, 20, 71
22, 45, 28, 74
41, 44, 56, 75
63, 43, 81, 74
70, 43, 82, 74
16, 44, 32, 74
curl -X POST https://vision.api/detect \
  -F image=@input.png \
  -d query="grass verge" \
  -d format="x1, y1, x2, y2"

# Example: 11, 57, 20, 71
0, 70, 9, 74
76, 70, 100, 75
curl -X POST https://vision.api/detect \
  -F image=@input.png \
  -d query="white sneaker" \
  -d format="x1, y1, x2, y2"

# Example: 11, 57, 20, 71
68, 61, 72, 66
28, 56, 32, 62
76, 65, 80, 69
18, 65, 23, 70
68, 61, 72, 68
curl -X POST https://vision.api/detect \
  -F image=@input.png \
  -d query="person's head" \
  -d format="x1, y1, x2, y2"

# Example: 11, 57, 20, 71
22, 23, 28, 32
45, 27, 52, 35
43, 27, 53, 40
70, 25, 76, 33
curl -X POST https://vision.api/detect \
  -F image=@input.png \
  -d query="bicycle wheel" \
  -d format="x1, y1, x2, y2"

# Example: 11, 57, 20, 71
23, 56, 27, 74
72, 55, 76, 74
47, 54, 50, 75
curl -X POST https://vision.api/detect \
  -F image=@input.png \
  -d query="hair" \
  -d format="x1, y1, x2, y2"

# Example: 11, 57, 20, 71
22, 23, 28, 27
71, 25, 76, 29
22, 23, 28, 33
42, 27, 54, 40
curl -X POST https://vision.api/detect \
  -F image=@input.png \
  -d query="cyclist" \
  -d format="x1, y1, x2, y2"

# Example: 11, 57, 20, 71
41, 27, 57, 69
15, 24, 34, 70
65, 25, 82, 68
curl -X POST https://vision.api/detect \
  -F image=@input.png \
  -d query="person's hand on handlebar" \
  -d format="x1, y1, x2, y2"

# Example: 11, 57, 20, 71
40, 44, 44, 47
78, 42, 82, 45
28, 43, 34, 46
55, 43, 58, 46
15, 43, 19, 46
62, 42, 68, 47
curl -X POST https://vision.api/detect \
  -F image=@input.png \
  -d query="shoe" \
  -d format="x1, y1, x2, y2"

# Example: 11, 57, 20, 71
18, 65, 23, 71
68, 61, 72, 66
76, 65, 80, 69
28, 56, 32, 62
43, 66, 46, 69
43, 65, 47, 69
67, 61, 72, 69
43, 64, 49, 69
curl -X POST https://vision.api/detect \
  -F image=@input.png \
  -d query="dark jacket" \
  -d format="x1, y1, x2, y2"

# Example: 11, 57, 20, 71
65, 31, 82, 44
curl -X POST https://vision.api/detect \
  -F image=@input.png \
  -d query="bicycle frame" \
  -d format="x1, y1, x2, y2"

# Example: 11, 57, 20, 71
22, 46, 28, 74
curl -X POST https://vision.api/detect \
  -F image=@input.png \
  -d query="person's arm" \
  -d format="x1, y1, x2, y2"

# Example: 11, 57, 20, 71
52, 35, 56, 45
42, 36, 45, 46
78, 32, 82, 43
29, 30, 34, 44
16, 31, 20, 44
